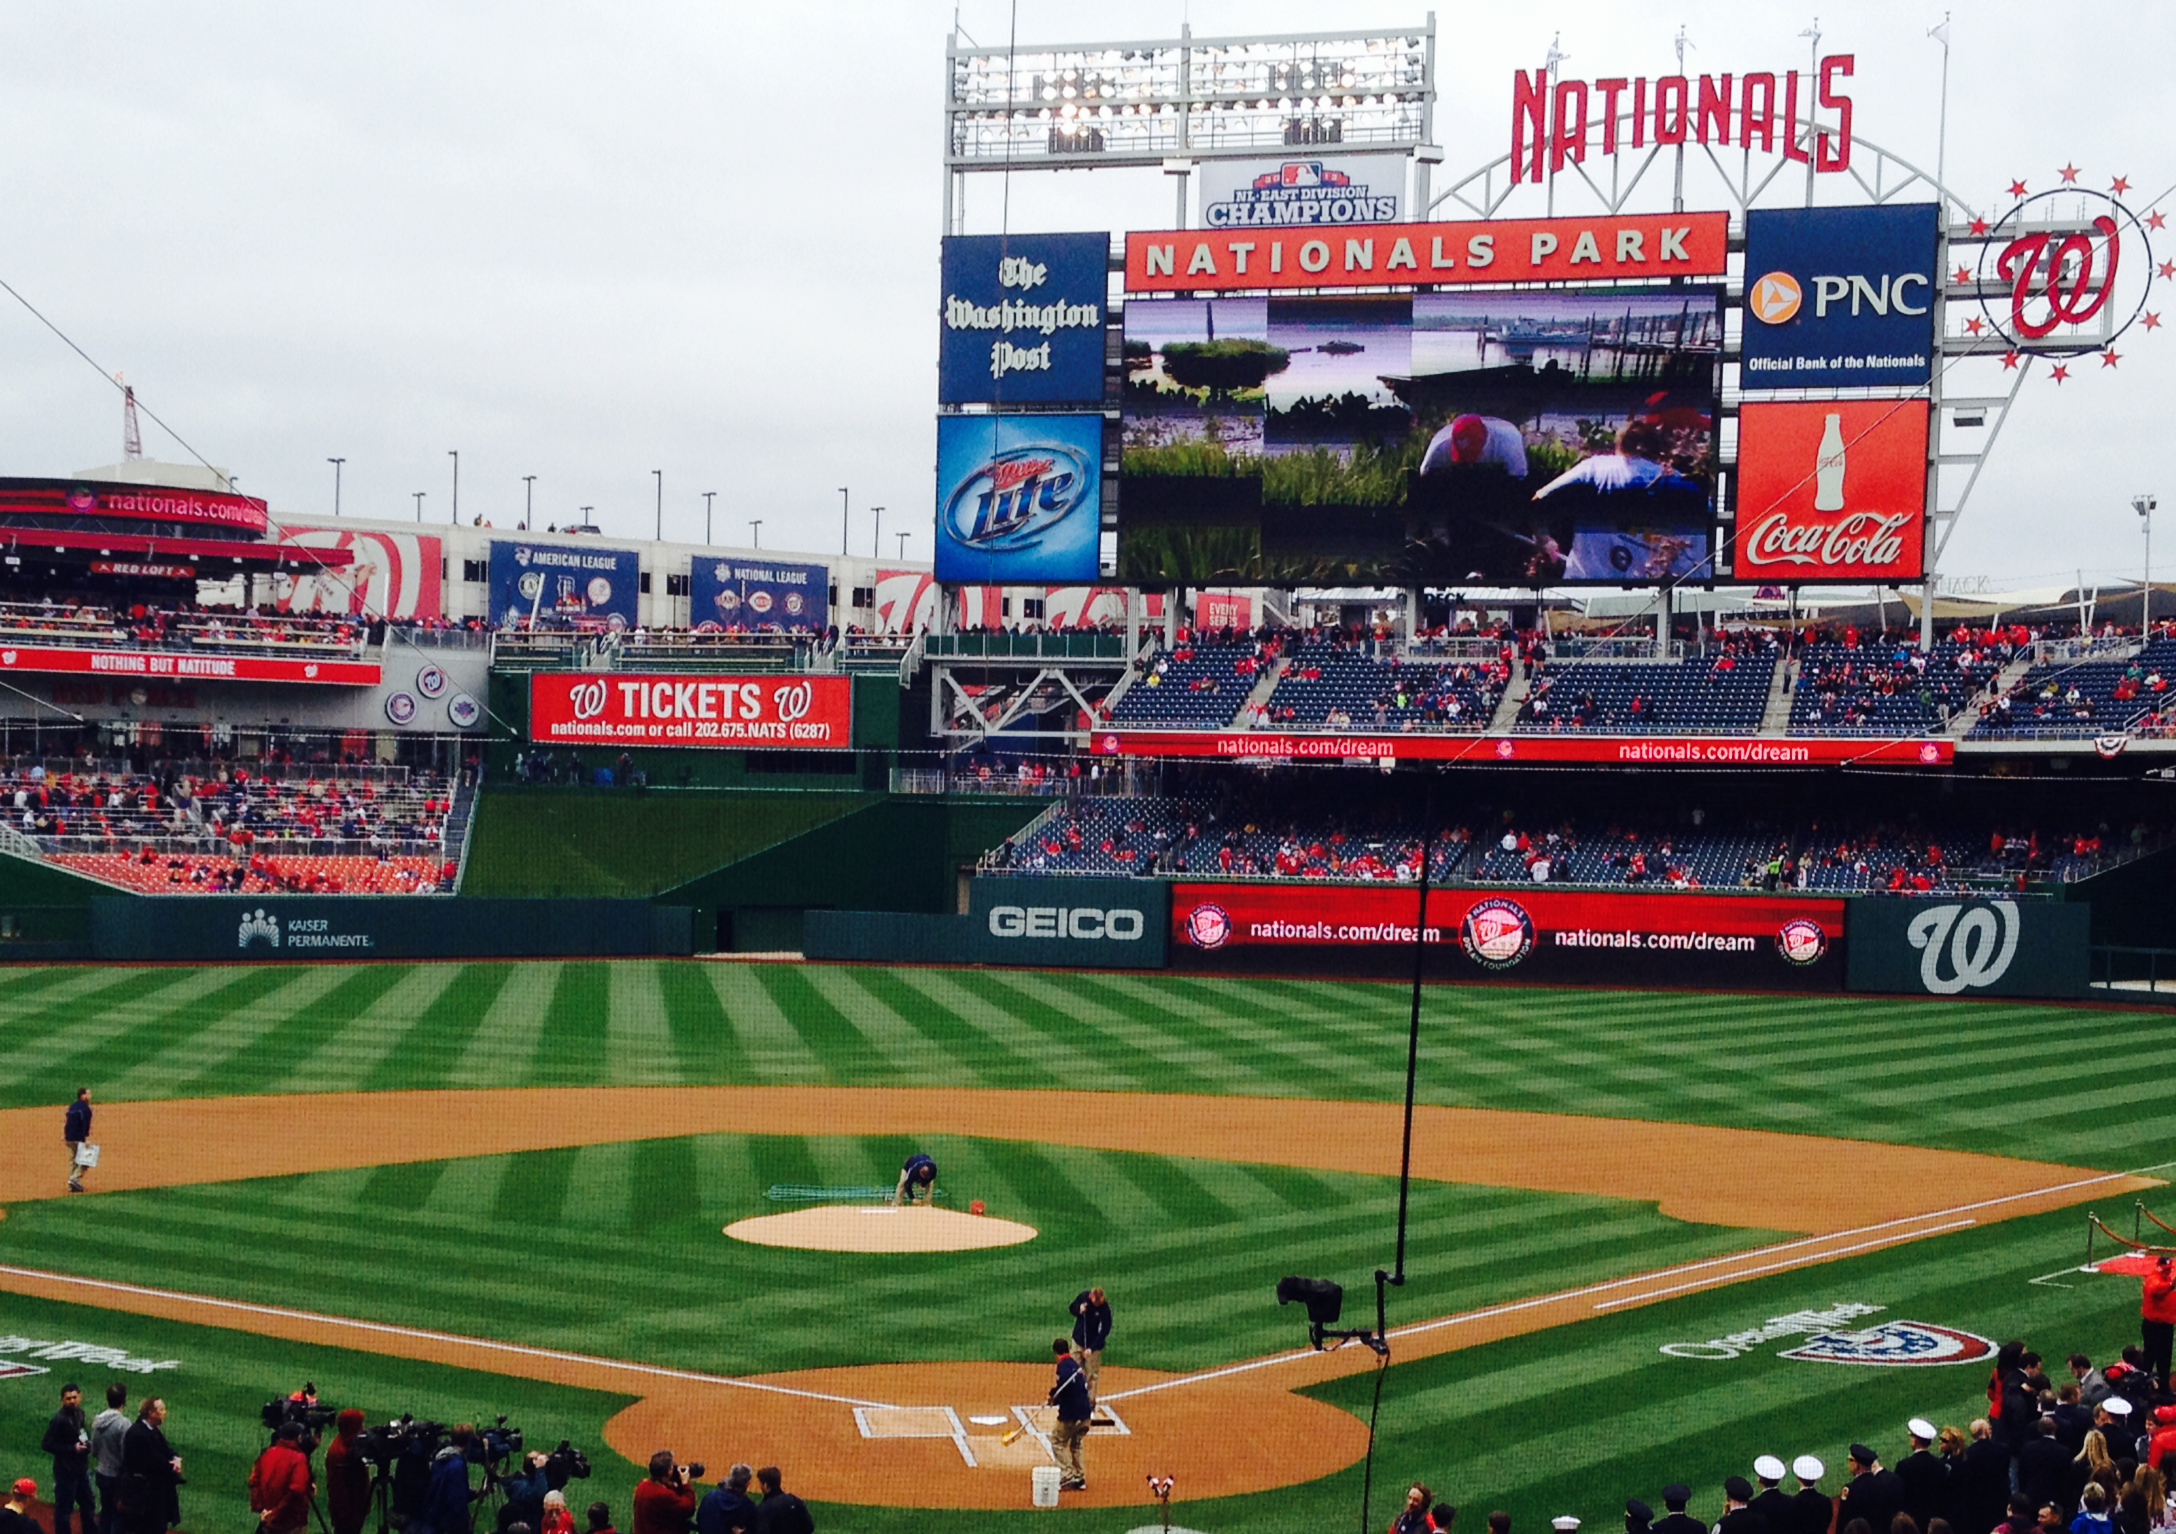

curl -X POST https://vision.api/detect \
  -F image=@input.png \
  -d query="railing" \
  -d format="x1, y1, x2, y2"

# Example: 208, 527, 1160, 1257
923, 632, 1130, 661
2090, 947, 2176, 1001
975, 798, 1070, 871
383, 627, 491, 651
39, 834, 447, 858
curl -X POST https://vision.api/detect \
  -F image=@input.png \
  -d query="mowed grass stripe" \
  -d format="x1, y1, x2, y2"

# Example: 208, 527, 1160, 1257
101, 967, 365, 1099
442, 963, 557, 1087
993, 970, 1260, 1094
0, 965, 265, 1091
881, 969, 1128, 1089
604, 961, 681, 1084
529, 963, 611, 1084
361, 964, 510, 1091
275, 964, 462, 1093
701, 966, 825, 1081
789, 967, 980, 1084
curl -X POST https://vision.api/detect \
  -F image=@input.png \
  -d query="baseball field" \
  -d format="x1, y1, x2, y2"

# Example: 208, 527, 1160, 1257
0, 958, 2163, 1534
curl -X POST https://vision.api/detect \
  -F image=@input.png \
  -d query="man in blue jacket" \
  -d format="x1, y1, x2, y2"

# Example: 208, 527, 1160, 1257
1048, 1339, 1092, 1493
412, 1428, 478, 1534
64, 1089, 92, 1194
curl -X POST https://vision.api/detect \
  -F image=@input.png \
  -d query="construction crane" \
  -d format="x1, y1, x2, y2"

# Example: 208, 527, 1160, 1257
116, 371, 141, 460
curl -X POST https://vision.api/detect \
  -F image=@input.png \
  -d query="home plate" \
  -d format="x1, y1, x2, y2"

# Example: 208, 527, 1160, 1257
724, 1205, 1038, 1252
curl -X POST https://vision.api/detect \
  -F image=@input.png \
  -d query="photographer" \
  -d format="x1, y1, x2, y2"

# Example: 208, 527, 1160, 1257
498, 1453, 550, 1534
631, 1454, 697, 1534
323, 1411, 370, 1534
249, 1423, 315, 1534
413, 1426, 481, 1534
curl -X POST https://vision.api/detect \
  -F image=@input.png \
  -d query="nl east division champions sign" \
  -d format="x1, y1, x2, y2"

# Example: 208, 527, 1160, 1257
1196, 156, 1405, 228
1742, 205, 1939, 389
934, 413, 1102, 584
1735, 400, 1930, 583
1124, 212, 1727, 293
938, 232, 1108, 405
528, 674, 852, 750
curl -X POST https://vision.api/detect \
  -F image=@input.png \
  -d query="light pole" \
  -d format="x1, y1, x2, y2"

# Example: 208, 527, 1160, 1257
837, 487, 849, 555
2138, 494, 2159, 631
653, 469, 663, 540
327, 458, 344, 517
522, 475, 536, 531
413, 491, 425, 523
750, 519, 763, 549
579, 506, 594, 531
448, 450, 459, 524
702, 491, 716, 545
871, 506, 885, 558
897, 531, 910, 562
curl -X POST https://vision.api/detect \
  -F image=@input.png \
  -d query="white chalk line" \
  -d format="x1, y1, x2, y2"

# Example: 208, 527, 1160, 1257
0, 1264, 894, 1409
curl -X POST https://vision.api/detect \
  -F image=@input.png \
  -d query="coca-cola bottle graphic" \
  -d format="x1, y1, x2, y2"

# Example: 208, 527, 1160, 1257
1814, 412, 1847, 511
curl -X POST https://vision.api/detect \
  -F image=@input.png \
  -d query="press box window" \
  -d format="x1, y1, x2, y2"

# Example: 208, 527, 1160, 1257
666, 574, 690, 597
851, 586, 875, 607
462, 559, 488, 584
1022, 598, 1046, 620
639, 573, 652, 594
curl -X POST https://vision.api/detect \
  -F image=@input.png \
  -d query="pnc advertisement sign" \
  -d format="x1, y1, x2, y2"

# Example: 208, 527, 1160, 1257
934, 413, 1102, 584
527, 673, 853, 750
1741, 204, 1939, 389
938, 232, 1108, 405
1196, 155, 1405, 228
1735, 400, 1928, 583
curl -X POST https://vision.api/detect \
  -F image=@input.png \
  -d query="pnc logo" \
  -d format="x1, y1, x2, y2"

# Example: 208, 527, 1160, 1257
1748, 271, 1803, 324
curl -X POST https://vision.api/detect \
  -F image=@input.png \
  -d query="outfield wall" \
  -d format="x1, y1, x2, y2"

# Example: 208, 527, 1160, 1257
805, 877, 1170, 969
87, 896, 692, 960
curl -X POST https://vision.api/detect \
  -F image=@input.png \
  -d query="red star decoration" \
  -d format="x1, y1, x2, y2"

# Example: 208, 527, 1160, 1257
2161, 260, 2176, 280
1964, 316, 1987, 335
2114, 175, 2133, 195
2002, 350, 2023, 369
2103, 349, 2122, 367
2059, 164, 2081, 184
2147, 313, 2163, 331
1969, 217, 1990, 237
2051, 363, 2071, 383
1954, 265, 1974, 285
2152, 210, 2168, 231
2009, 179, 2029, 197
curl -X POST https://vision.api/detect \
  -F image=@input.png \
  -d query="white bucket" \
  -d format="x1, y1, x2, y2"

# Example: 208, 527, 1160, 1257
1031, 1464, 1062, 1508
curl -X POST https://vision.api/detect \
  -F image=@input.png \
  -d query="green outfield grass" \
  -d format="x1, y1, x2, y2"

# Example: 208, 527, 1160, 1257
0, 959, 2161, 1534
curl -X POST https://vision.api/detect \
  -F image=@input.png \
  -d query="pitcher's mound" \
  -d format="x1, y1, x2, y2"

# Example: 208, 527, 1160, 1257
725, 1205, 1038, 1253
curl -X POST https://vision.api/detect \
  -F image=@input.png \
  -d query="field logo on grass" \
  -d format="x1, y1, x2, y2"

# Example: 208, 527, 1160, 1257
1461, 898, 1535, 970
1661, 1302, 1884, 1359
0, 1336, 176, 1375
1906, 900, 2021, 995
238, 908, 281, 950
1779, 1320, 1996, 1367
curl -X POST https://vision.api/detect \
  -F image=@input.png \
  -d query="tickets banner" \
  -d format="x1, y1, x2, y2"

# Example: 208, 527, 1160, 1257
528, 673, 853, 749
1125, 212, 1728, 293
0, 645, 378, 686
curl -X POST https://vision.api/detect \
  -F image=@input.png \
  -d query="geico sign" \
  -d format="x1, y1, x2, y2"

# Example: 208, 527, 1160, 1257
987, 905, 1146, 941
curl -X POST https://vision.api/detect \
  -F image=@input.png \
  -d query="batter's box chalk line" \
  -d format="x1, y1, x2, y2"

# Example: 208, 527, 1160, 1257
853, 1405, 977, 1467
1010, 1402, 1131, 1445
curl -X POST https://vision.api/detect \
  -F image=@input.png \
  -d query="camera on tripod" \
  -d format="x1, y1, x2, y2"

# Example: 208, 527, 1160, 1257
543, 1442, 591, 1490
261, 1386, 341, 1451
469, 1417, 524, 1469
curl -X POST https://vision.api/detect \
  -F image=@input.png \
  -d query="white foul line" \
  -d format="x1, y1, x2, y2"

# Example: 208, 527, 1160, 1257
0, 1263, 894, 1410
1104, 1166, 2156, 1404
1589, 1221, 1978, 1309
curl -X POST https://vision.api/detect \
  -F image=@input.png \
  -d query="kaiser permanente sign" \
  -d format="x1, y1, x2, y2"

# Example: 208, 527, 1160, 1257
1124, 212, 1727, 293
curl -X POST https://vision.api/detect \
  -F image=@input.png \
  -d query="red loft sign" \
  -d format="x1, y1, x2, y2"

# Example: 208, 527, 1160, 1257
0, 478, 269, 536
1123, 213, 1727, 294
1094, 731, 1955, 768
0, 645, 377, 686
528, 673, 854, 750
1511, 55, 1857, 182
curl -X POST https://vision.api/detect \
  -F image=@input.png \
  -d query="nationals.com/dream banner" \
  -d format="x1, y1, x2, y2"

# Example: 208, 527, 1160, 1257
1170, 882, 1846, 989
528, 674, 853, 750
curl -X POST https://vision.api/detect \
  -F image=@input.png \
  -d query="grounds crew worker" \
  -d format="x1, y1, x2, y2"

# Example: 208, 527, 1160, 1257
1048, 1339, 1092, 1493
1069, 1288, 1111, 1393
2143, 1256, 2176, 1384
892, 1153, 937, 1207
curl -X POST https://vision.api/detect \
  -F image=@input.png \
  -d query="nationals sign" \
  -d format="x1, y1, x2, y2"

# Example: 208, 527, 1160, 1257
0, 645, 377, 686
1734, 399, 1929, 582
528, 673, 853, 749
1096, 731, 1953, 768
1124, 213, 1726, 294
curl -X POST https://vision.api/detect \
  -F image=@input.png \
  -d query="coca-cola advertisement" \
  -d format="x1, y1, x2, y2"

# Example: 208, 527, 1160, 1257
1170, 880, 1846, 989
528, 673, 853, 749
1733, 399, 1928, 583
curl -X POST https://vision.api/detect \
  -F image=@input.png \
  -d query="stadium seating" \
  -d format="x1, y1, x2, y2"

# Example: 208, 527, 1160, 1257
1261, 641, 1507, 731
1972, 639, 2176, 736
1515, 651, 1776, 734
0, 600, 365, 656
1105, 637, 1267, 727
1791, 639, 2007, 735
51, 850, 454, 894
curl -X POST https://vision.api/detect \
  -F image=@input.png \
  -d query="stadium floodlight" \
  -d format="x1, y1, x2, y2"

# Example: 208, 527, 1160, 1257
2138, 494, 2158, 629
945, 21, 1435, 175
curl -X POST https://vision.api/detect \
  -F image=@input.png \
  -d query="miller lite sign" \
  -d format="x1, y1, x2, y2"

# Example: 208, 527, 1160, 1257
934, 413, 1102, 584
1734, 400, 1928, 583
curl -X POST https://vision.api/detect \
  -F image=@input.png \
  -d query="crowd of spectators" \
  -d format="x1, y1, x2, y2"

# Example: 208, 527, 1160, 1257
0, 598, 368, 655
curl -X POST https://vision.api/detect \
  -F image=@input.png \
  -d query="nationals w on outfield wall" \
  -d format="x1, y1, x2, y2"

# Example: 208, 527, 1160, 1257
528, 673, 852, 749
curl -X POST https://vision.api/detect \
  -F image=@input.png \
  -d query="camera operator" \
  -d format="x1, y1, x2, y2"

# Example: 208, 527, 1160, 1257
249, 1422, 315, 1534
498, 1453, 551, 1534
631, 1454, 697, 1534
413, 1426, 482, 1534
323, 1411, 371, 1534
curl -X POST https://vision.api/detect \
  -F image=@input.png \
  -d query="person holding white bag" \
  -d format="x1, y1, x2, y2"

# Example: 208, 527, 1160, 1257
64, 1087, 95, 1195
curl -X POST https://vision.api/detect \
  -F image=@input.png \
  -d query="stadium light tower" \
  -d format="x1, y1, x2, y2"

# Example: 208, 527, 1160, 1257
750, 518, 763, 549
837, 487, 849, 555
871, 506, 885, 559
2137, 494, 2158, 630
326, 458, 344, 518
448, 450, 459, 525
897, 530, 910, 562
703, 491, 716, 545
412, 491, 425, 523
653, 470, 663, 540
523, 475, 536, 530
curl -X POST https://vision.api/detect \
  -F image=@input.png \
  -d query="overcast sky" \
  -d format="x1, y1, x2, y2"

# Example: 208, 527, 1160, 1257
0, 1, 2168, 589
